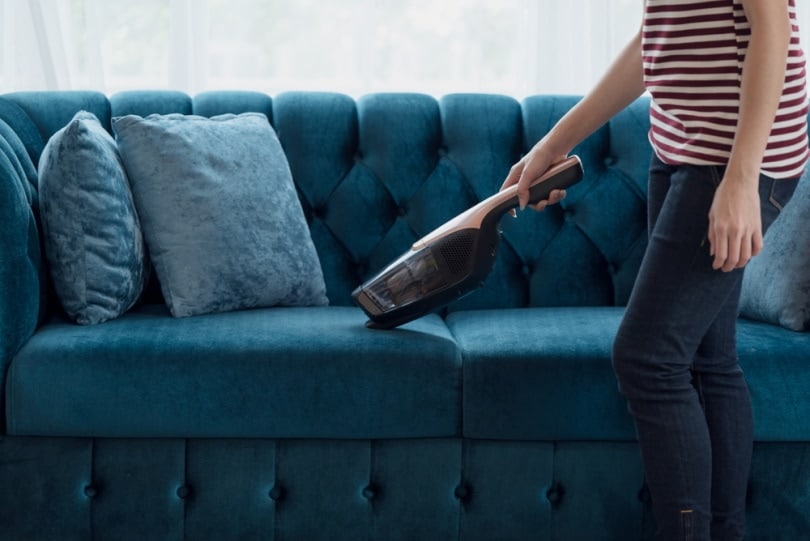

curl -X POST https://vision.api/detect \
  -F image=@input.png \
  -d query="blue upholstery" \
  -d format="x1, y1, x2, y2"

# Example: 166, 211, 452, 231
448, 307, 634, 441
0, 101, 47, 434
113, 112, 328, 317
8, 306, 460, 438
450, 308, 810, 442
2, 436, 808, 541
4, 90, 112, 146
1, 89, 809, 539
735, 319, 810, 440
38, 111, 147, 325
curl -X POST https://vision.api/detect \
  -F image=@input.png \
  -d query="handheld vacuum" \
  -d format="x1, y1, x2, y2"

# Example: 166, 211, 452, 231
352, 155, 584, 329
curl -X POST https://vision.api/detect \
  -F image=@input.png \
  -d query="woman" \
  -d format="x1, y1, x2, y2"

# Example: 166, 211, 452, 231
501, 1, 808, 539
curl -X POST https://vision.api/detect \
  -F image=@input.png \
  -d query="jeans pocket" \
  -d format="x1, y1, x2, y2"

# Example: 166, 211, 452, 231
766, 177, 799, 212
708, 165, 724, 188
759, 176, 799, 233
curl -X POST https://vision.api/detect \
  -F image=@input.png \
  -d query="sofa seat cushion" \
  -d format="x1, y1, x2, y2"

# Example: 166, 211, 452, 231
447, 307, 634, 441
6, 306, 461, 439
736, 318, 810, 441
448, 307, 810, 441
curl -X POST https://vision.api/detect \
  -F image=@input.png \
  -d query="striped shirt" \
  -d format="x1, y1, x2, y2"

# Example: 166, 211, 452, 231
643, 0, 809, 179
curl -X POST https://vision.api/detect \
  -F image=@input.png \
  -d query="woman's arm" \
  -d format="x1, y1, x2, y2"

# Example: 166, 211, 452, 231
708, 0, 793, 272
502, 18, 646, 210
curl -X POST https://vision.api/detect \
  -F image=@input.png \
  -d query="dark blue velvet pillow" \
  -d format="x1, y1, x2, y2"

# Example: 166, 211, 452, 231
37, 111, 147, 325
112, 113, 328, 318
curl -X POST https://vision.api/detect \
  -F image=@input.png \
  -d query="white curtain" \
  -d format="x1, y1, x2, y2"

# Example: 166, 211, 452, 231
1, 0, 809, 98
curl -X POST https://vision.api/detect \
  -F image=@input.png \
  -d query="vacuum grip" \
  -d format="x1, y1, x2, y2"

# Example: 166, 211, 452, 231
491, 156, 583, 217
526, 157, 583, 205
491, 156, 585, 216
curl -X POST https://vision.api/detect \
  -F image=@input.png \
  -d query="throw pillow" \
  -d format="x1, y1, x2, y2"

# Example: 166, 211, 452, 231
112, 112, 328, 318
38, 111, 147, 325
739, 177, 810, 331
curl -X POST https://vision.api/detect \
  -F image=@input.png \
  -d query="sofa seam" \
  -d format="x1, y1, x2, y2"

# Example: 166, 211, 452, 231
89, 438, 96, 540
182, 438, 188, 541
6, 358, 16, 434
273, 439, 281, 541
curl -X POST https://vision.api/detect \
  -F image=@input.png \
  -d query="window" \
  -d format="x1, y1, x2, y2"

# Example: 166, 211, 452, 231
1, 0, 808, 98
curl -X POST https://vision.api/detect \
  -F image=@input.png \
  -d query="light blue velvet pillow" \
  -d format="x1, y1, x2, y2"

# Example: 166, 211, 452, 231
739, 178, 810, 331
38, 111, 147, 325
112, 112, 328, 318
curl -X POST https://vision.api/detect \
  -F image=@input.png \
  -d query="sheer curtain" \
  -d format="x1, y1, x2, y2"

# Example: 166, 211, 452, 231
1, 0, 809, 98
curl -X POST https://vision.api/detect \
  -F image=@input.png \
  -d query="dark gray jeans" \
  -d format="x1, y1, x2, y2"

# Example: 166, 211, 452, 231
612, 155, 798, 541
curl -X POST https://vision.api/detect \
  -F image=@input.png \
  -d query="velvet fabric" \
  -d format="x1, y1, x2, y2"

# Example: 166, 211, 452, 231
0, 111, 39, 203
739, 174, 810, 331
113, 112, 328, 317
193, 90, 274, 119
0, 103, 47, 434
446, 307, 636, 440
735, 318, 810, 440
448, 306, 810, 442
0, 96, 48, 166
2, 437, 808, 541
37, 111, 147, 324
7, 306, 461, 438
1, 90, 809, 540
450, 96, 650, 312
272, 92, 651, 309
104, 90, 650, 313
110, 90, 193, 118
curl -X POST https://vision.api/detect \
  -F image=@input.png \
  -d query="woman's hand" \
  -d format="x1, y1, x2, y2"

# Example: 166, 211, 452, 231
500, 143, 568, 212
707, 176, 763, 272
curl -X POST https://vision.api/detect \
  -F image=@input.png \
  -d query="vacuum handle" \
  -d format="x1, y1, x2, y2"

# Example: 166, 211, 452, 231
411, 155, 583, 250
492, 155, 583, 217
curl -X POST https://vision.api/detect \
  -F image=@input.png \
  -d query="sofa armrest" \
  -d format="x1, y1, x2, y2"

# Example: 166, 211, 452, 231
0, 103, 47, 435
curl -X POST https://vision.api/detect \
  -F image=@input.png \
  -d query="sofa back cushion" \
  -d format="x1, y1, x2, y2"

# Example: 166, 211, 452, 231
271, 92, 652, 309
6, 90, 653, 314
0, 99, 49, 433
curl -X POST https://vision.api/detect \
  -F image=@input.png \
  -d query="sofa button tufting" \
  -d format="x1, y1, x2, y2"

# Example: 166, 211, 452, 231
546, 484, 563, 505
397, 206, 407, 217
362, 485, 377, 500
84, 485, 97, 498
604, 156, 616, 167
176, 485, 191, 500
269, 485, 284, 502
522, 264, 532, 277
454, 484, 471, 501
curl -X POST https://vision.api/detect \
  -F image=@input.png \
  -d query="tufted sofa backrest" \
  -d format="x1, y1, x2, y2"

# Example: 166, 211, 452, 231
0, 90, 653, 328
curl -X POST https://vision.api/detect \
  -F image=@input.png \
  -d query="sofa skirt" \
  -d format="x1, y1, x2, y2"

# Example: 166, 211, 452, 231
1, 436, 808, 540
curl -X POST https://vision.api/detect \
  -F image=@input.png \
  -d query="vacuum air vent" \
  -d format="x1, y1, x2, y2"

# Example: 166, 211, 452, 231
438, 230, 476, 275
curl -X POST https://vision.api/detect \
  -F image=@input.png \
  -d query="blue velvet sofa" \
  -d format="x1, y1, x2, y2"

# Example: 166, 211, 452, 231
1, 90, 809, 541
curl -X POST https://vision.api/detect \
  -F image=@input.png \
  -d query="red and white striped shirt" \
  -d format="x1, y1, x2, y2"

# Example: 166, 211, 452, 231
643, 0, 809, 179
